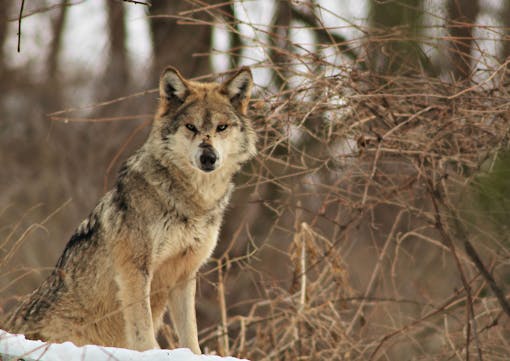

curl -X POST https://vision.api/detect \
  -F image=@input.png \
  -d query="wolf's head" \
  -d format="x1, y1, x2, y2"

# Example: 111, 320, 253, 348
151, 67, 257, 176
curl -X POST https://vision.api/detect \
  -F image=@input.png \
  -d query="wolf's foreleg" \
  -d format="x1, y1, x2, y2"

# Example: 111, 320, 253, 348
115, 267, 159, 351
168, 276, 200, 354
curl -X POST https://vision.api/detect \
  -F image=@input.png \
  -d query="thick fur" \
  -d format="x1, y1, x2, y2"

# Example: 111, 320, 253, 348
4, 67, 257, 353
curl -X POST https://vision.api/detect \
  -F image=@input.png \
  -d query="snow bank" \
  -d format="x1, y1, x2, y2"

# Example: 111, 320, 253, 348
0, 330, 247, 361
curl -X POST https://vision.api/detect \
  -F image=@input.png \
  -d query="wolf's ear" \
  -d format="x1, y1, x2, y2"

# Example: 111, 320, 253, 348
222, 67, 253, 115
159, 66, 190, 105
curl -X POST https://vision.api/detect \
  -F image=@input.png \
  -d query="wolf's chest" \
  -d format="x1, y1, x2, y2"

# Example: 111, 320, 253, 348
149, 211, 221, 266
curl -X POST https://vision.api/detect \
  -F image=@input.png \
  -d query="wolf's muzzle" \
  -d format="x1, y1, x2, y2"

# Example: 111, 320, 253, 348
198, 143, 218, 172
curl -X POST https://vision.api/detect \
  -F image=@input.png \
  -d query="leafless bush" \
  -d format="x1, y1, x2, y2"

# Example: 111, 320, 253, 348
1, 1, 510, 360
190, 5, 510, 359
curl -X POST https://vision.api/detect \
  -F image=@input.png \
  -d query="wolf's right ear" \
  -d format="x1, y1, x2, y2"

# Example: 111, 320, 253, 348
221, 67, 253, 115
159, 66, 190, 105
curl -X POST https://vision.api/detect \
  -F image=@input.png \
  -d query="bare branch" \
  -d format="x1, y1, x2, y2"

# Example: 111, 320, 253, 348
16, 0, 25, 52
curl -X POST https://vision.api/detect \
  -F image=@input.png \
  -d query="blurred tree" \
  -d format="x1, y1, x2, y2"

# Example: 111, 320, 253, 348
104, 0, 129, 98
502, 0, 510, 75
269, 0, 292, 90
46, 0, 69, 82
367, 0, 429, 75
471, 152, 510, 247
446, 0, 480, 81
40, 0, 70, 113
224, 3, 242, 68
0, 1, 9, 77
290, 3, 360, 65
149, 2, 214, 82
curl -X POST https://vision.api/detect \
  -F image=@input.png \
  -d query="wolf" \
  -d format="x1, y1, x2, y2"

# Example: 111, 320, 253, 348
4, 66, 257, 354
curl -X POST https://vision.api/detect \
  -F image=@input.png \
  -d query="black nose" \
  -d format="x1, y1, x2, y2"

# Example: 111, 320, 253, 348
200, 149, 217, 171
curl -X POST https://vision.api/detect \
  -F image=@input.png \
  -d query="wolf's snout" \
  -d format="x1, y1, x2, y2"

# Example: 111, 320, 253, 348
200, 150, 216, 168
198, 145, 218, 172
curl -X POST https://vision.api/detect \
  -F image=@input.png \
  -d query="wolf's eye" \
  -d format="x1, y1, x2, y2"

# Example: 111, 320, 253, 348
185, 123, 197, 133
216, 124, 228, 132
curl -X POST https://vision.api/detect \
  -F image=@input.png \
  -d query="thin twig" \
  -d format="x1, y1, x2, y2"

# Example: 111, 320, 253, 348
346, 211, 404, 335
217, 260, 229, 356
121, 0, 151, 6
430, 187, 483, 361
463, 240, 510, 317
17, 0, 25, 52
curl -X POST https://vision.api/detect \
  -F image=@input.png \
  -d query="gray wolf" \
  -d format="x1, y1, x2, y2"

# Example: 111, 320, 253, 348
4, 66, 257, 354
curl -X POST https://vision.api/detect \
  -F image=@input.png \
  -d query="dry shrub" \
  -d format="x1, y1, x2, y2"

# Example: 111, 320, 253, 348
193, 61, 510, 360
2, 2, 510, 361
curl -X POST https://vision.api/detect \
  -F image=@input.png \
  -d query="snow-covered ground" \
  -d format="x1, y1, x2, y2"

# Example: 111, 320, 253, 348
0, 330, 247, 361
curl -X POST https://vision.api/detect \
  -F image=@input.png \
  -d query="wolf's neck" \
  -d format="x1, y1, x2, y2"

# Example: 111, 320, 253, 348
171, 162, 235, 210
131, 150, 235, 213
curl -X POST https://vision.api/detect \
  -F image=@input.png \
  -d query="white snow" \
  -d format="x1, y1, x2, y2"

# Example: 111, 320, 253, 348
0, 330, 248, 361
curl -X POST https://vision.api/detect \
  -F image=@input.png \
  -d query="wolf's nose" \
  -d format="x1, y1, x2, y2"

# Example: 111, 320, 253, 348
200, 149, 217, 171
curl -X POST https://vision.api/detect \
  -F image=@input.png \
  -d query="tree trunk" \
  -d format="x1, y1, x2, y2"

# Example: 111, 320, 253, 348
149, 2, 213, 83
269, 0, 292, 90
225, 3, 242, 69
0, 1, 10, 77
446, 0, 480, 81
46, 0, 69, 82
501, 0, 510, 78
367, 0, 427, 75
104, 0, 129, 97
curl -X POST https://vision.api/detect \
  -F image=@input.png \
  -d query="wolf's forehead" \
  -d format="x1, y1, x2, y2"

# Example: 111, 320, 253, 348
178, 100, 237, 126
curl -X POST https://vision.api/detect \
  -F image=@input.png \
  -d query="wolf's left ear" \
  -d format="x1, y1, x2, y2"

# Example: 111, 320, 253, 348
222, 67, 253, 115
159, 66, 190, 106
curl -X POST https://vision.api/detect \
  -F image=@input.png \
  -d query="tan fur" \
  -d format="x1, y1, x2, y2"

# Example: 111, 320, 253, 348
3, 67, 257, 354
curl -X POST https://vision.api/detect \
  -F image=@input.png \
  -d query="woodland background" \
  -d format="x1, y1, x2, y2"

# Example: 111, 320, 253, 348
1, 0, 510, 360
